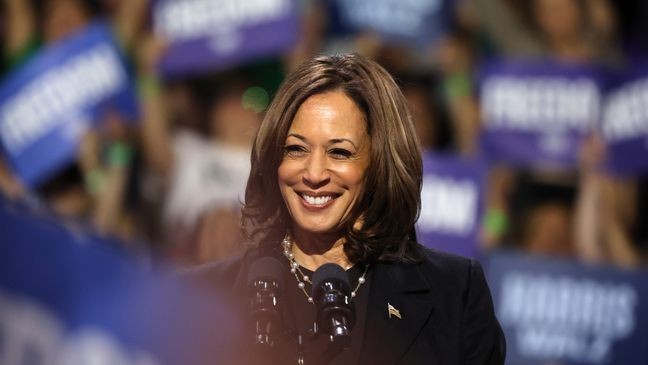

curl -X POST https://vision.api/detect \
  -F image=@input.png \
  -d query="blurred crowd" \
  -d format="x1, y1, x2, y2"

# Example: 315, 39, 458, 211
1, 0, 647, 268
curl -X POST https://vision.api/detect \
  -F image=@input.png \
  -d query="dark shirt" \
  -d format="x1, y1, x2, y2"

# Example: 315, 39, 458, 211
274, 264, 370, 365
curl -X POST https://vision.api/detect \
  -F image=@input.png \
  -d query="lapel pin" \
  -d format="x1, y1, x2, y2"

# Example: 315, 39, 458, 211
387, 303, 402, 319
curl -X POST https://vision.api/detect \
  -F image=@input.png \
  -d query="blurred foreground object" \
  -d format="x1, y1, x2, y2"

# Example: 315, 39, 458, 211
0, 196, 243, 365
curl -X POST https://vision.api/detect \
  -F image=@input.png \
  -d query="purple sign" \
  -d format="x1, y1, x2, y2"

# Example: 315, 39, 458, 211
479, 59, 603, 168
330, 0, 451, 48
153, 0, 299, 77
602, 61, 648, 174
416, 153, 486, 258
487, 251, 648, 365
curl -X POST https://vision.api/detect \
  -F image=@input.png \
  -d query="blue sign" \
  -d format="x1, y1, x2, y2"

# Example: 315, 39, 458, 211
0, 198, 241, 364
416, 153, 486, 258
0, 22, 138, 188
153, 0, 299, 77
487, 251, 648, 365
329, 0, 451, 48
602, 60, 648, 174
479, 59, 603, 169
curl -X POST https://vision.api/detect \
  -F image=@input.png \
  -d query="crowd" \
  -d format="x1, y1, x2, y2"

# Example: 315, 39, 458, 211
1, 0, 647, 268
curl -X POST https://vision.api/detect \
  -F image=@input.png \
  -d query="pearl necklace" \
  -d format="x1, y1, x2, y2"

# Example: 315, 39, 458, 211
281, 234, 368, 304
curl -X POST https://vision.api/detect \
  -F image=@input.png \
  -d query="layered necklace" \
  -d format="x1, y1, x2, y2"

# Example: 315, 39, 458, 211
281, 234, 369, 304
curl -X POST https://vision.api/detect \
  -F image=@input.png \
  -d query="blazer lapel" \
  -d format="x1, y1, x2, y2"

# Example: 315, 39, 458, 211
359, 262, 435, 364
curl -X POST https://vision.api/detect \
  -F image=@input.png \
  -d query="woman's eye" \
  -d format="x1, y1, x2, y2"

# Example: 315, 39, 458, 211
284, 145, 307, 157
329, 148, 353, 159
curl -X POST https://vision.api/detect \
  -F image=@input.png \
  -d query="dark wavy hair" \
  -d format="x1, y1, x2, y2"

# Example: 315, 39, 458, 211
241, 54, 423, 264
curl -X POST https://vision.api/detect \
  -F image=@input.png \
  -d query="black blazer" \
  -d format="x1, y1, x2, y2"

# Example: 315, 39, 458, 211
185, 245, 506, 364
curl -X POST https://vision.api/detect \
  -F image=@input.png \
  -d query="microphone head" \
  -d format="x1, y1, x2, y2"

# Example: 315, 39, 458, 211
312, 263, 350, 295
247, 256, 285, 294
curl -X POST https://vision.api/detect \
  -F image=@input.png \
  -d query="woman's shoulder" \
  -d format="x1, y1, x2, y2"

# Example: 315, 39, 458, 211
410, 245, 506, 363
411, 244, 488, 293
416, 244, 476, 271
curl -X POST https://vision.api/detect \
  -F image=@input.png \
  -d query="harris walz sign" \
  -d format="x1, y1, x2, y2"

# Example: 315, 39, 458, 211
487, 251, 648, 365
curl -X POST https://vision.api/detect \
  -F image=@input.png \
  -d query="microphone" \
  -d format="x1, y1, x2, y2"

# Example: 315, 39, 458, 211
247, 256, 285, 347
311, 263, 355, 353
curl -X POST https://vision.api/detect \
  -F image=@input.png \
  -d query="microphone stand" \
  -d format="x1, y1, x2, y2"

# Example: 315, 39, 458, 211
294, 321, 318, 365
320, 314, 352, 365
293, 318, 350, 365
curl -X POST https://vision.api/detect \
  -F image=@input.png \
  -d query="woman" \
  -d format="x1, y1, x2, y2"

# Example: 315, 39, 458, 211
190, 54, 505, 364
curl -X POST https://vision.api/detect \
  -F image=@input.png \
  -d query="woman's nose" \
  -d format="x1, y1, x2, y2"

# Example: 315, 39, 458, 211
303, 151, 330, 188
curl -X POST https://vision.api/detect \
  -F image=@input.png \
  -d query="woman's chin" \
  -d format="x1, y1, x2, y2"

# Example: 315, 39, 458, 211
291, 222, 344, 238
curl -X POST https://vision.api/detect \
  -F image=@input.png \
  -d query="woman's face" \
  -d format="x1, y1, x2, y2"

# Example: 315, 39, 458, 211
278, 91, 370, 236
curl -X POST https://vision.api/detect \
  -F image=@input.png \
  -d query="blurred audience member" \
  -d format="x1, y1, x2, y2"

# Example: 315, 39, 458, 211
0, 156, 25, 200
398, 72, 452, 152
22, 109, 142, 244
574, 134, 644, 267
467, 0, 632, 265
3, 0, 147, 72
138, 36, 262, 264
510, 175, 576, 258
470, 0, 619, 64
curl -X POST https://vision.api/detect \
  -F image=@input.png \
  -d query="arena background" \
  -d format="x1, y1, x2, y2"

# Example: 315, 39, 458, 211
1, 0, 648, 364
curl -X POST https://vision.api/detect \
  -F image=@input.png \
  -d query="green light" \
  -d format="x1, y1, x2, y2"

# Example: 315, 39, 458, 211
242, 86, 269, 113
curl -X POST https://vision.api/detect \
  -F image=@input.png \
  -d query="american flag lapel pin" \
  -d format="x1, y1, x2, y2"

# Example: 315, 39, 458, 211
387, 302, 402, 319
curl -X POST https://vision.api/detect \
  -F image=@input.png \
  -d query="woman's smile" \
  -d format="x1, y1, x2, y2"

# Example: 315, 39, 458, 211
298, 191, 339, 209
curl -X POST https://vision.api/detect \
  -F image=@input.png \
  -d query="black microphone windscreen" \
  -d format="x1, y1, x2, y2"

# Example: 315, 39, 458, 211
312, 263, 350, 290
247, 256, 285, 288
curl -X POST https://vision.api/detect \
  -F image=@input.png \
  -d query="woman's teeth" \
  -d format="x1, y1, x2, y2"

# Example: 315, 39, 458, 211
302, 194, 333, 206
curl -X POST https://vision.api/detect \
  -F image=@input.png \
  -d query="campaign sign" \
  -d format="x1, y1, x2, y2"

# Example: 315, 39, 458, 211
487, 251, 648, 365
153, 0, 299, 77
0, 22, 137, 188
330, 0, 451, 48
416, 153, 486, 258
0, 197, 241, 365
479, 59, 602, 168
602, 61, 648, 174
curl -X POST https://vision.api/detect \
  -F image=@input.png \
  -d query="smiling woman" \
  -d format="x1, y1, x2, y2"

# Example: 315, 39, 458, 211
243, 54, 423, 267
187, 54, 506, 364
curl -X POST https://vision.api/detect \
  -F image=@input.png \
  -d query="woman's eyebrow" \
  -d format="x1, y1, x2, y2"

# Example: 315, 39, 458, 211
329, 138, 357, 149
286, 133, 307, 142
287, 134, 357, 149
